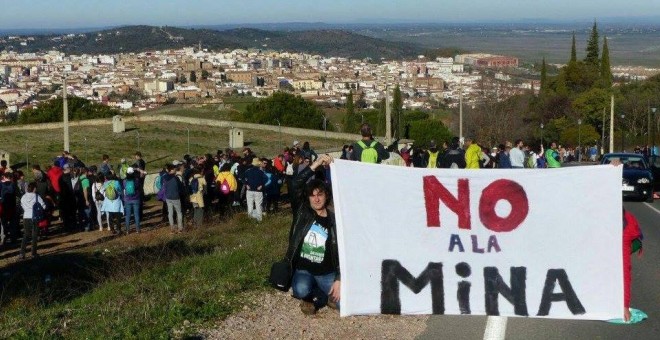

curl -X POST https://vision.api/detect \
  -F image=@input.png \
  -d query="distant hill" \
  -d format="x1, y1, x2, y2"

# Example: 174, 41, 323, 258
0, 25, 422, 60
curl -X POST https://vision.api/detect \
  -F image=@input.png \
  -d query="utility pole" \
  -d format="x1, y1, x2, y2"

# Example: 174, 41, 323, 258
63, 73, 70, 152
601, 107, 606, 155
385, 84, 392, 145
609, 94, 614, 153
578, 119, 582, 161
459, 79, 463, 141
647, 100, 651, 147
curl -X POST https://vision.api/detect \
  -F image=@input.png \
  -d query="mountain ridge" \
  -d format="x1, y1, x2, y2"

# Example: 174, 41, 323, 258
0, 25, 422, 60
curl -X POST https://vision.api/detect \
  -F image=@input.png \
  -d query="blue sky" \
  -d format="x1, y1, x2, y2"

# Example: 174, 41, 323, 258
2, 0, 660, 29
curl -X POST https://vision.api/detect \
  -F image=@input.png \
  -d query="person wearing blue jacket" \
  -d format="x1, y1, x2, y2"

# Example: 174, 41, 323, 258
243, 158, 268, 222
163, 164, 185, 233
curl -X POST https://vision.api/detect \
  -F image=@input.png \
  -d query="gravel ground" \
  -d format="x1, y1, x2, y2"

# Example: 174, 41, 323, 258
203, 290, 428, 340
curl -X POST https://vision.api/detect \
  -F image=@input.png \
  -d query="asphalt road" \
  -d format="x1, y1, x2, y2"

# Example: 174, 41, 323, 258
419, 199, 660, 340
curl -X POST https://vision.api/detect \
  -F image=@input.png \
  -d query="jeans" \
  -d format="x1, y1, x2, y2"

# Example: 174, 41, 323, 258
166, 199, 183, 231
108, 212, 122, 233
20, 219, 38, 257
95, 201, 109, 230
292, 269, 339, 310
246, 190, 263, 221
192, 204, 203, 227
124, 201, 141, 233
83, 206, 92, 231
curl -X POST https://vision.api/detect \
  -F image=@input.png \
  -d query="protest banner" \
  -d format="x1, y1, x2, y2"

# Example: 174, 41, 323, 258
330, 160, 623, 320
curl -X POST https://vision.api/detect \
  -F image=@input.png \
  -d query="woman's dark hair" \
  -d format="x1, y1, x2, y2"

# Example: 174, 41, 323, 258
304, 179, 332, 208
96, 173, 106, 183
220, 163, 232, 172
27, 182, 37, 192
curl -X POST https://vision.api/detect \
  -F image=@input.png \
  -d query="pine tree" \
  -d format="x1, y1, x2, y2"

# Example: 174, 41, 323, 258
600, 36, 612, 88
343, 90, 356, 132
540, 57, 547, 92
570, 32, 577, 64
584, 21, 600, 66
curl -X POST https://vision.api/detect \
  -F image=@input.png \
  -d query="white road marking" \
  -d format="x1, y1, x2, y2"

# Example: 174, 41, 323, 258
483, 316, 507, 340
644, 202, 660, 215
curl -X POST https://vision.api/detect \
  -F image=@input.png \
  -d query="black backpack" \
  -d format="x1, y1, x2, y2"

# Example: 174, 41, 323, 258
32, 193, 46, 223
189, 178, 200, 195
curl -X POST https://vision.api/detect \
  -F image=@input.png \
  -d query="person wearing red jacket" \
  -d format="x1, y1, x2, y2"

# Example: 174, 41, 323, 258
46, 163, 63, 194
622, 208, 642, 322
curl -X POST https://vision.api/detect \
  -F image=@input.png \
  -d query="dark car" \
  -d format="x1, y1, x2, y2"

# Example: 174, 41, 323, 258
601, 153, 654, 202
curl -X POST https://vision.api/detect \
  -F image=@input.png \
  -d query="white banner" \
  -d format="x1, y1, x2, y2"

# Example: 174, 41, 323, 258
331, 160, 623, 320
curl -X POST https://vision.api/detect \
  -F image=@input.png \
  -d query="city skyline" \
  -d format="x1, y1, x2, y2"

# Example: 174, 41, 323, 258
2, 0, 660, 29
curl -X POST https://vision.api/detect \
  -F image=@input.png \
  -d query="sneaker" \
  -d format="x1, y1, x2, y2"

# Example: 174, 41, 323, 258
300, 300, 316, 315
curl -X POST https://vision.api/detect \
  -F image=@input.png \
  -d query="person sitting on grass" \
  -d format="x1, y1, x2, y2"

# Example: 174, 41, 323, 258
285, 154, 340, 315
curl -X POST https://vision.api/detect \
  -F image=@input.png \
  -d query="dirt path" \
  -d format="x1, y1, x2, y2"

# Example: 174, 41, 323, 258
0, 202, 167, 266
203, 290, 429, 340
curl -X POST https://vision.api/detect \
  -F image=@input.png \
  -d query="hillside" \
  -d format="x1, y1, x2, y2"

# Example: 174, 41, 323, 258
0, 25, 422, 60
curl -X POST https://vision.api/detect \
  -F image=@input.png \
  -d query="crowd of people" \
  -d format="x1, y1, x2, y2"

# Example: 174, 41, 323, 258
396, 137, 567, 169
0, 122, 644, 321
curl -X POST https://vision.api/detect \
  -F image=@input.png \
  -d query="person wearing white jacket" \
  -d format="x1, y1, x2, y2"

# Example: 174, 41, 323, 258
19, 182, 47, 259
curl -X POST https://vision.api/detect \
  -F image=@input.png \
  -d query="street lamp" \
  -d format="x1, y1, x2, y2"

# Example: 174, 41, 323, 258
323, 115, 327, 138
540, 123, 544, 147
186, 128, 190, 154
620, 113, 625, 152
652, 107, 657, 156
275, 119, 282, 149
25, 141, 29, 170
577, 119, 582, 162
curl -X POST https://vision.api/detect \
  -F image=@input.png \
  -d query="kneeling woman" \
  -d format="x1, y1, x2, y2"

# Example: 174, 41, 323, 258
285, 154, 340, 315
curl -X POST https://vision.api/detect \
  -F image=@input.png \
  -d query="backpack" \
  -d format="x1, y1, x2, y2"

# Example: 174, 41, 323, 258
154, 173, 164, 192
125, 179, 136, 196
94, 183, 105, 201
105, 182, 118, 200
32, 193, 46, 223
220, 178, 230, 195
119, 164, 129, 180
73, 178, 81, 193
526, 154, 536, 168
357, 140, 378, 163
189, 178, 200, 195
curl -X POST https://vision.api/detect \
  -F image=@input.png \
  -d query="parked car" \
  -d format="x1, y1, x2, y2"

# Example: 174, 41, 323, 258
601, 153, 654, 202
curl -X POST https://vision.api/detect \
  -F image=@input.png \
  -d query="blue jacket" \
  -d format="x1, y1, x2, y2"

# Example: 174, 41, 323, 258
243, 166, 268, 192
163, 173, 184, 200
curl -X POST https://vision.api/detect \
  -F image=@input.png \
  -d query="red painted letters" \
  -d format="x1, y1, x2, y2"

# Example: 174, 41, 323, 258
423, 176, 528, 232
423, 176, 471, 229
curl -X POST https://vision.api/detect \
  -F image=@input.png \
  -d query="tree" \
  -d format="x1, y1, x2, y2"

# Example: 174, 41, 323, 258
584, 21, 600, 67
408, 120, 453, 148
201, 70, 210, 80
190, 71, 197, 83
242, 92, 325, 130
599, 36, 612, 88
343, 90, 357, 133
18, 96, 122, 124
391, 84, 403, 138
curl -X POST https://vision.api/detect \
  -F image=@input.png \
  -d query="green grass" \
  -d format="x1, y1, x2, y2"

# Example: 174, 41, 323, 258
0, 213, 291, 339
0, 119, 348, 171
